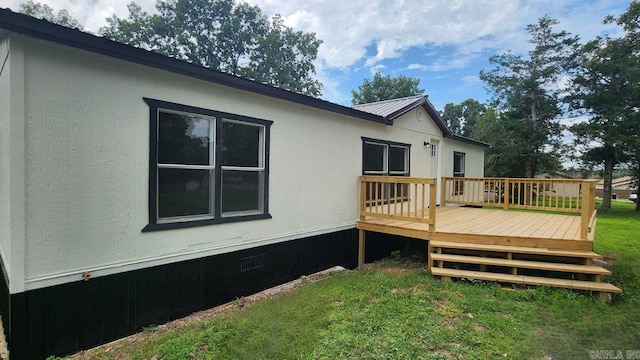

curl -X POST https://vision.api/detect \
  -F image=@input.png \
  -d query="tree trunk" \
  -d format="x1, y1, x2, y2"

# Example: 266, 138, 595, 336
601, 158, 613, 213
635, 167, 640, 212
526, 92, 537, 179
525, 157, 533, 178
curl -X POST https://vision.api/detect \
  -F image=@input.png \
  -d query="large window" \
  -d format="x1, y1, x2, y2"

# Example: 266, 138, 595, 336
453, 151, 465, 195
143, 98, 272, 231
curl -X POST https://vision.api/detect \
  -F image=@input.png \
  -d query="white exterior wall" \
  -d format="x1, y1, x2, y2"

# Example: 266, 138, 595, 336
0, 35, 27, 293
13, 35, 484, 291
440, 139, 485, 179
390, 108, 444, 178
0, 36, 11, 280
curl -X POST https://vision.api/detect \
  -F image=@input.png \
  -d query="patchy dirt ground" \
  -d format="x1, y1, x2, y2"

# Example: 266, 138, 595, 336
70, 266, 347, 360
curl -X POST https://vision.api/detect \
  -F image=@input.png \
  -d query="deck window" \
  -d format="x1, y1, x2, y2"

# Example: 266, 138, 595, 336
144, 98, 272, 231
362, 137, 410, 176
362, 137, 410, 204
453, 151, 465, 195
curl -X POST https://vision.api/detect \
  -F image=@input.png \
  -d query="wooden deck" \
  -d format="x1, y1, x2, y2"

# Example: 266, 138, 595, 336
358, 206, 594, 251
357, 176, 622, 298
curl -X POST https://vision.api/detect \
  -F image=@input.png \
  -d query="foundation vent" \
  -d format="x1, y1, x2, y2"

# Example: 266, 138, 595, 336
240, 254, 265, 272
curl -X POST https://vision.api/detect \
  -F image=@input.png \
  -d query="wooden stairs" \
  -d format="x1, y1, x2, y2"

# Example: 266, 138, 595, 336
428, 240, 622, 301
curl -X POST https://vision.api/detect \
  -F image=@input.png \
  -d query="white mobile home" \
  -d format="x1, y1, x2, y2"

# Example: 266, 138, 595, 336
0, 9, 486, 359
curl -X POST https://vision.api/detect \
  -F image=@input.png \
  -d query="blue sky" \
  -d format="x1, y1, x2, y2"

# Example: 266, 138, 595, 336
1, 0, 632, 110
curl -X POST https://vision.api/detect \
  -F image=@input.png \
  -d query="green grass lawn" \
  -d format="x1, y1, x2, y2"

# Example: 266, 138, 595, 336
70, 201, 640, 360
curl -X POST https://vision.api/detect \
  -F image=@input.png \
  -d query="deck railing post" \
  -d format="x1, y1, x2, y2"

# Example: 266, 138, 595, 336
503, 178, 510, 211
580, 180, 592, 240
429, 181, 437, 232
360, 179, 366, 221
440, 177, 447, 207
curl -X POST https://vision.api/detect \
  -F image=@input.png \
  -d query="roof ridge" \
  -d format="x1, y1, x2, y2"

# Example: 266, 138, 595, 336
353, 94, 426, 108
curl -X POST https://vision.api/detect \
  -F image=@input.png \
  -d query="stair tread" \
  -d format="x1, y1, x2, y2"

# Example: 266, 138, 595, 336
431, 253, 611, 275
431, 268, 622, 293
430, 241, 602, 258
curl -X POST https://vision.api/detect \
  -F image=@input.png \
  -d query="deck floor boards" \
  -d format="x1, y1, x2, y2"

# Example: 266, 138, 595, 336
358, 206, 592, 251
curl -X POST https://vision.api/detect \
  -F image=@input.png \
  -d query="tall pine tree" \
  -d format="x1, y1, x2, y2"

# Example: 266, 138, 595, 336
480, 16, 578, 178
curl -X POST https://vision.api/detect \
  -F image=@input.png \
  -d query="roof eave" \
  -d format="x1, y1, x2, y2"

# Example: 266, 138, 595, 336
444, 133, 491, 148
0, 8, 388, 125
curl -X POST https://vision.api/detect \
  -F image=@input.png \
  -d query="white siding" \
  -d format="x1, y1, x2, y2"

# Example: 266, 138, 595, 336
0, 36, 11, 279
16, 35, 485, 290
1, 36, 27, 294
441, 140, 485, 179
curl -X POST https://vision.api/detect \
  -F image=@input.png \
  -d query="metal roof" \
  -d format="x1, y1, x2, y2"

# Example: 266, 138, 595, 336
353, 95, 427, 118
355, 95, 490, 148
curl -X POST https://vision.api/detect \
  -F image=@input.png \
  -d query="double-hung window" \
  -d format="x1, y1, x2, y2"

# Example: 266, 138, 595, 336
362, 137, 410, 204
143, 98, 272, 231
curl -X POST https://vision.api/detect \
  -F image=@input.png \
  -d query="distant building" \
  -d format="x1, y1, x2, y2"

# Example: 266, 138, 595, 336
595, 176, 638, 199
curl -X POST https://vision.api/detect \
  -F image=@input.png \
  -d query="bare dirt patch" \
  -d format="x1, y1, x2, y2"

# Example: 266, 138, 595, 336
379, 266, 416, 275
433, 347, 453, 358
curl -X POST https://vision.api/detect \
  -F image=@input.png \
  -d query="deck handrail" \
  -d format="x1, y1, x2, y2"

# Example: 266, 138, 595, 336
441, 177, 598, 240
359, 176, 437, 232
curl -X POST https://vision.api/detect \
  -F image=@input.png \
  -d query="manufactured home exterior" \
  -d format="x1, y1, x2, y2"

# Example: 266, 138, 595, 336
0, 9, 486, 359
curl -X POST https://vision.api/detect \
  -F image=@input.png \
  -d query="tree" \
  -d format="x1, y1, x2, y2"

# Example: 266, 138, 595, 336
468, 108, 561, 177
569, 1, 640, 212
19, 0, 83, 29
351, 72, 424, 105
101, 0, 322, 97
480, 16, 578, 178
440, 98, 487, 136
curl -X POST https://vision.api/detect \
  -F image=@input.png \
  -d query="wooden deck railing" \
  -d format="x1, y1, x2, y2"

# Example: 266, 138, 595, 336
441, 177, 597, 240
359, 176, 437, 232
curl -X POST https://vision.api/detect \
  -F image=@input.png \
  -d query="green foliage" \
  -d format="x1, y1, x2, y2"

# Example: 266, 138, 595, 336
479, 16, 578, 177
391, 250, 402, 261
18, 0, 83, 29
100, 0, 322, 97
440, 98, 486, 136
351, 72, 424, 105
568, 1, 640, 212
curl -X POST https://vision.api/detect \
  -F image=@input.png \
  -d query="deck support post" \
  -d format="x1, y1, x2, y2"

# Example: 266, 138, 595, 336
427, 241, 432, 271
599, 292, 612, 304
358, 230, 366, 268
507, 253, 517, 275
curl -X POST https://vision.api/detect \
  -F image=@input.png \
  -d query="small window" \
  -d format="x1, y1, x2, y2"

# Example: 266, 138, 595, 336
143, 98, 272, 231
453, 151, 465, 195
430, 144, 437, 158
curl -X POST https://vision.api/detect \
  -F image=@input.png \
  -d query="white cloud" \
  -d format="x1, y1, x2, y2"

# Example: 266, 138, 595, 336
8, 0, 628, 67
368, 64, 385, 75
247, 0, 534, 69
3, 0, 157, 33
5, 0, 630, 106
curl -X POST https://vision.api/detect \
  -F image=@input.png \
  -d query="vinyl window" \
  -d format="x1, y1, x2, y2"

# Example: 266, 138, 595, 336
143, 98, 272, 231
